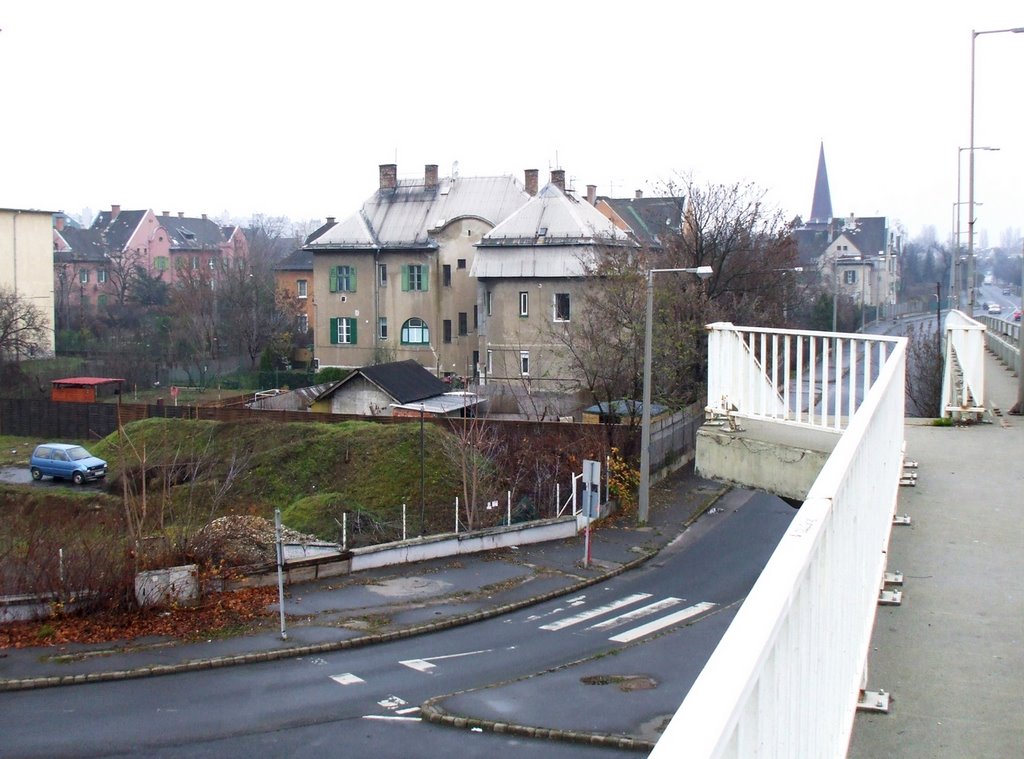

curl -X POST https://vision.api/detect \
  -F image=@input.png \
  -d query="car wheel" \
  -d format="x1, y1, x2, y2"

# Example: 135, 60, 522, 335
72, 471, 85, 485
31, 467, 42, 481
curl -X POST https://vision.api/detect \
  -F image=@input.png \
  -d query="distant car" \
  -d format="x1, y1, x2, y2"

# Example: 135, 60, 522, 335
1003, 287, 1012, 295
987, 303, 1002, 315
30, 443, 107, 484
1014, 308, 1022, 322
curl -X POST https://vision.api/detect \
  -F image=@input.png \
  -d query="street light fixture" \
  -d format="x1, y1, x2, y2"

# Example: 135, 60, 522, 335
968, 26, 1023, 310
637, 265, 713, 524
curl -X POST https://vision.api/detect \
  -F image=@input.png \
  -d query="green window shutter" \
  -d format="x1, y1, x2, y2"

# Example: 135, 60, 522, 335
329, 266, 338, 293
350, 267, 356, 292
330, 317, 339, 344
401, 265, 410, 291
421, 265, 428, 292
348, 318, 357, 344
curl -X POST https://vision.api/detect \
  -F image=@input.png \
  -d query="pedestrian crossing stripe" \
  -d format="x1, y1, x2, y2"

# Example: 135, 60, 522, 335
587, 597, 683, 630
539, 593, 652, 631
608, 601, 716, 643
330, 673, 364, 685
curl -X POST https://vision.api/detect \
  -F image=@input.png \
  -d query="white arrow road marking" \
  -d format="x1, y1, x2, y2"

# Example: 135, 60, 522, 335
609, 601, 716, 643
395, 706, 421, 715
588, 597, 683, 630
539, 593, 652, 631
399, 648, 493, 673
330, 673, 364, 686
362, 715, 421, 722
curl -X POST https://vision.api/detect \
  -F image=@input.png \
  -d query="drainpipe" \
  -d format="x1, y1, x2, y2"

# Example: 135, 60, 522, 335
11, 210, 21, 295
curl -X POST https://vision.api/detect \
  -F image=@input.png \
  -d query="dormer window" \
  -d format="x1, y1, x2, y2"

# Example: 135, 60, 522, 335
537, 227, 548, 237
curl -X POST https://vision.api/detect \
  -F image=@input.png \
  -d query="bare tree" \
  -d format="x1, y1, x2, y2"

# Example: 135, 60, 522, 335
217, 258, 301, 369
904, 322, 944, 417
0, 286, 50, 363
105, 246, 148, 307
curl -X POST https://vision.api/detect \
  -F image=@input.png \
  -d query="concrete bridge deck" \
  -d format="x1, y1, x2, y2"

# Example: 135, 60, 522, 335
848, 349, 1023, 758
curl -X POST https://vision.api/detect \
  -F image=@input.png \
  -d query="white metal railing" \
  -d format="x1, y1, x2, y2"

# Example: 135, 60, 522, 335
706, 322, 902, 431
941, 310, 987, 417
652, 326, 907, 758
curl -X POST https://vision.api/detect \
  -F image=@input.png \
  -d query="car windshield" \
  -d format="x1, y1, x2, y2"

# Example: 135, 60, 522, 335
67, 446, 91, 461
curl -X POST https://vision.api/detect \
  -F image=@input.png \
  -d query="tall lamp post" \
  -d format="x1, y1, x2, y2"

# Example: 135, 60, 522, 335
638, 265, 713, 524
957, 146, 998, 309
968, 27, 1023, 310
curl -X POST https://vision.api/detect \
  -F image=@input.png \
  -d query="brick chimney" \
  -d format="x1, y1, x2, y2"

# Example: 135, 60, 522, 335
326, 216, 336, 225
55, 216, 65, 232
201, 213, 208, 221
524, 169, 539, 197
635, 189, 643, 199
586, 184, 597, 205
162, 211, 169, 217
424, 164, 438, 189
379, 163, 398, 192
111, 204, 121, 220
551, 169, 565, 192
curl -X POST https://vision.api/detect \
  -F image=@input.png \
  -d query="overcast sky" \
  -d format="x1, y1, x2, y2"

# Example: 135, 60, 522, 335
2, 1, 1022, 247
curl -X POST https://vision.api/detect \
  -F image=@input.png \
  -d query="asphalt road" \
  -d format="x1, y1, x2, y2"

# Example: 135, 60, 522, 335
0, 489, 795, 757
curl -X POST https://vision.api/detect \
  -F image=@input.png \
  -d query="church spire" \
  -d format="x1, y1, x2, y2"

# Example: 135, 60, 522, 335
810, 142, 832, 224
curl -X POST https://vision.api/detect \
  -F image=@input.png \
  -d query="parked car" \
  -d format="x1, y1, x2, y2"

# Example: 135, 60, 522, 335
29, 443, 107, 484
987, 303, 1002, 315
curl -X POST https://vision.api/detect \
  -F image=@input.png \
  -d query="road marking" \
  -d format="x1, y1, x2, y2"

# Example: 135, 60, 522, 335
539, 593, 652, 631
399, 648, 493, 672
588, 597, 683, 630
395, 706, 421, 715
330, 673, 364, 686
609, 602, 716, 643
362, 715, 421, 722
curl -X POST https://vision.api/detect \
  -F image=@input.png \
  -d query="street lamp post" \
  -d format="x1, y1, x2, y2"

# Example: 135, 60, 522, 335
968, 27, 1023, 310
957, 146, 998, 309
637, 265, 713, 525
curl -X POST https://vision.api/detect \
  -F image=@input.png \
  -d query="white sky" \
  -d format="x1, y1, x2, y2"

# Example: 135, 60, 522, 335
2, 1, 1022, 246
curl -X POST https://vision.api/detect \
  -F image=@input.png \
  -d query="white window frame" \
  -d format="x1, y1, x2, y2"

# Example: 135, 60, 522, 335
553, 292, 570, 322
519, 291, 529, 317
297, 279, 308, 299
79, 269, 89, 284
97, 269, 108, 284
378, 263, 387, 287
520, 351, 530, 376
378, 316, 388, 341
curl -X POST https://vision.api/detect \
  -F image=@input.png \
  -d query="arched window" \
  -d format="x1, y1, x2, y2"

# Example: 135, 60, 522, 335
401, 318, 430, 345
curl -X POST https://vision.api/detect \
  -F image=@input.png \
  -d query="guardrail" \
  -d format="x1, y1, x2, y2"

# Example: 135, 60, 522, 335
978, 314, 1021, 376
705, 322, 902, 431
652, 324, 907, 758
941, 310, 987, 418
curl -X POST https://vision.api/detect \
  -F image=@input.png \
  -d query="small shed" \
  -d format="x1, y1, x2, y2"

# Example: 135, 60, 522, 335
51, 377, 125, 403
582, 399, 670, 425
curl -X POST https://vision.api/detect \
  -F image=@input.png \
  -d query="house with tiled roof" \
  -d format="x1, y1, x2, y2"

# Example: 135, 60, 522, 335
52, 206, 249, 320
305, 164, 531, 378
592, 189, 684, 249
473, 170, 635, 390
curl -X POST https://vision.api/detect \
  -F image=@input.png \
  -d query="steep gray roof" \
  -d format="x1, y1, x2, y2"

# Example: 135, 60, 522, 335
156, 213, 230, 251
275, 247, 314, 272
54, 227, 109, 263
473, 183, 634, 278
480, 183, 630, 245
598, 195, 684, 248
90, 209, 147, 252
810, 142, 833, 224
306, 175, 529, 251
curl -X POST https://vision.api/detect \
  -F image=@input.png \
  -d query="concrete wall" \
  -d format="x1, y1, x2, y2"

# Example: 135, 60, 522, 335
695, 418, 840, 502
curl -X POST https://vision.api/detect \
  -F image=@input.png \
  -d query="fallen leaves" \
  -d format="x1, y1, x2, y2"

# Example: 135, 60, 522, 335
0, 586, 278, 650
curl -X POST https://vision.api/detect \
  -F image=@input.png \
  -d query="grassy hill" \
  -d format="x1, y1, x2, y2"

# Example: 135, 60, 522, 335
92, 418, 468, 541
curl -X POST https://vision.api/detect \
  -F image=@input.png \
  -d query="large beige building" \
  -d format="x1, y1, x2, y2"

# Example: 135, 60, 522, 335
0, 208, 56, 355
306, 164, 530, 380
473, 171, 634, 390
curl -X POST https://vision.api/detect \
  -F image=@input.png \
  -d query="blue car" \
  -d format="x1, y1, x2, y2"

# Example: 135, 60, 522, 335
30, 443, 107, 485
